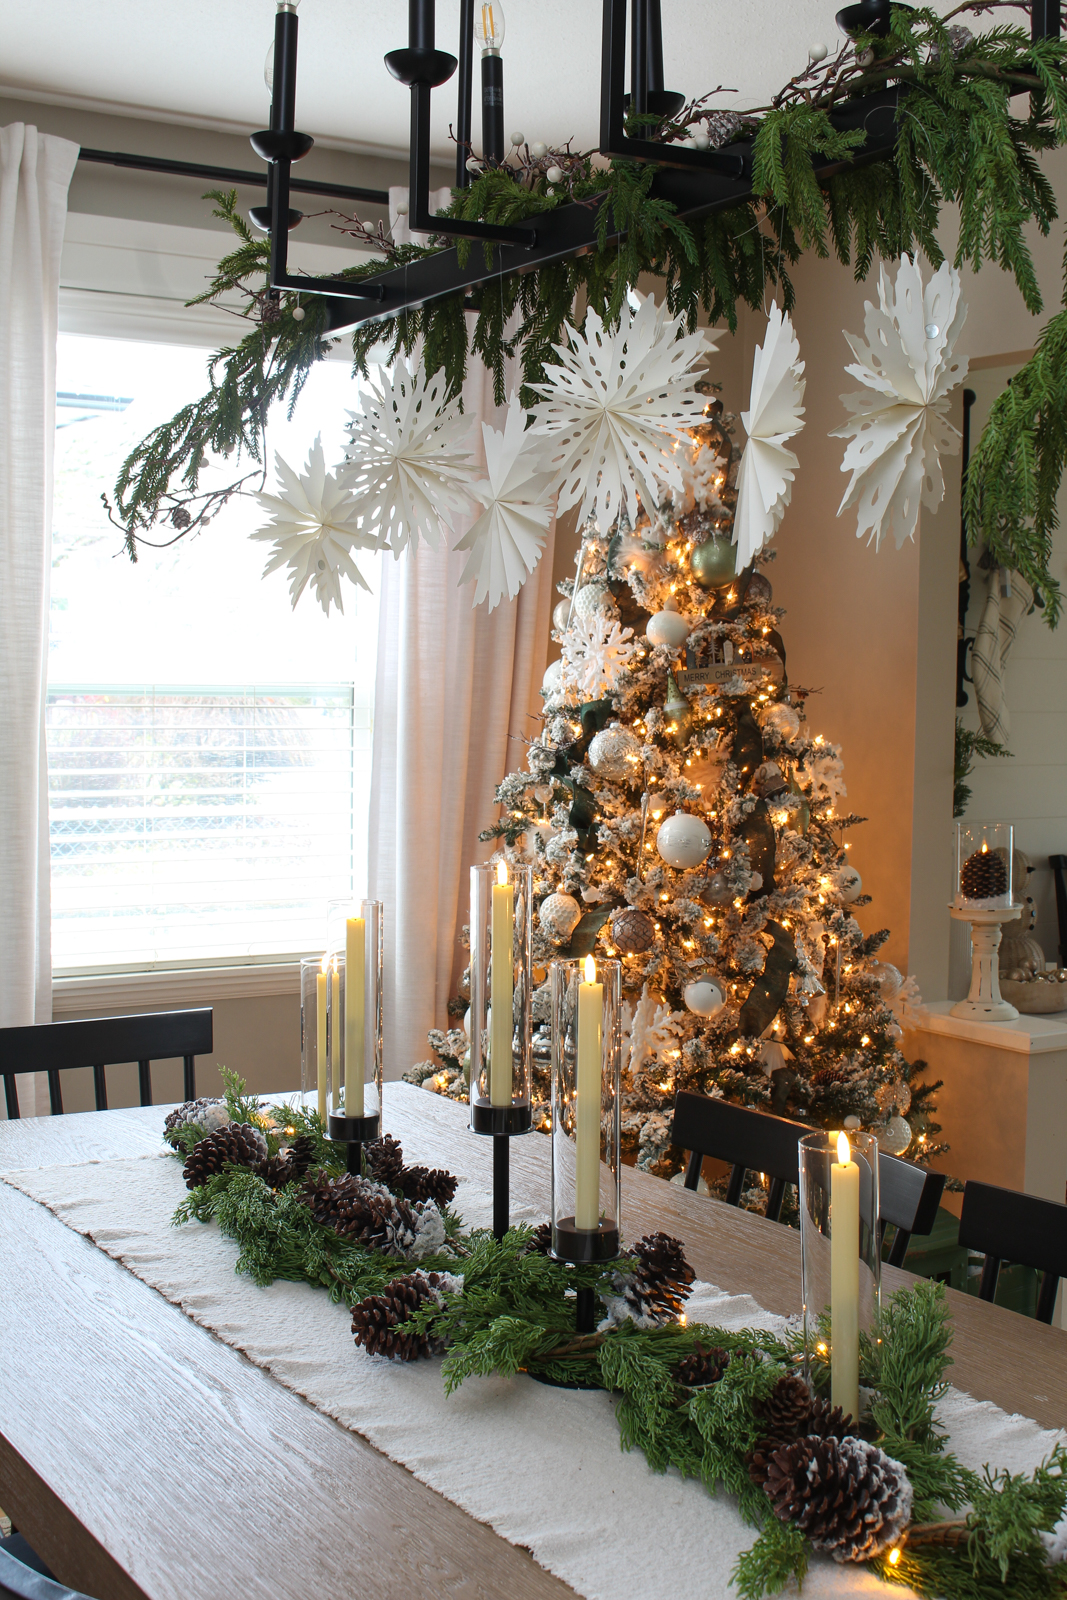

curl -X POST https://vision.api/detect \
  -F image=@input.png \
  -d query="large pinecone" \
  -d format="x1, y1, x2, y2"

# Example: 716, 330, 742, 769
620, 1233, 696, 1324
183, 1122, 266, 1188
960, 845, 1008, 900
753, 1374, 813, 1437
673, 1344, 730, 1388
299, 1171, 423, 1257
351, 1272, 448, 1360
764, 1436, 913, 1562
364, 1135, 458, 1208
524, 1221, 552, 1256
365, 1134, 405, 1189
747, 1377, 856, 1487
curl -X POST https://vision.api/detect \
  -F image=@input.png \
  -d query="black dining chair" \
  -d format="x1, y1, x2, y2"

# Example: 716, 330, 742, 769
958, 1179, 1067, 1325
671, 1091, 946, 1260
0, 1537, 96, 1600
0, 1009, 212, 1118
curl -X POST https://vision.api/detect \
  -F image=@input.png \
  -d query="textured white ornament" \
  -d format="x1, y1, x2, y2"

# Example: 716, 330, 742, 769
542, 658, 563, 698
344, 355, 475, 555
832, 255, 968, 551
646, 607, 691, 649
531, 291, 716, 525
587, 725, 642, 780
732, 304, 806, 572
454, 396, 557, 610
869, 961, 903, 1000
683, 976, 725, 1018
560, 610, 638, 701
539, 892, 582, 942
843, 1113, 861, 1130
656, 810, 711, 869
880, 1115, 912, 1156
573, 581, 618, 621
832, 864, 863, 903
252, 437, 380, 616
761, 702, 800, 741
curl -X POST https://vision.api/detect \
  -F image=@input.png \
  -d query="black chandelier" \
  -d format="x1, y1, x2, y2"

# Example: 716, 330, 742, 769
247, 0, 1062, 334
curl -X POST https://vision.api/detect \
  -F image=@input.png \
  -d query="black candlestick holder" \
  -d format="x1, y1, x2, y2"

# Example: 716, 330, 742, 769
327, 1110, 381, 1176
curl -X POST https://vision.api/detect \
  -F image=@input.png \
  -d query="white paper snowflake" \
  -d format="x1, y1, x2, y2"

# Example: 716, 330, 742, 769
831, 256, 968, 551
531, 291, 715, 525
344, 355, 476, 555
733, 304, 806, 571
252, 437, 381, 615
560, 610, 639, 701
453, 396, 557, 611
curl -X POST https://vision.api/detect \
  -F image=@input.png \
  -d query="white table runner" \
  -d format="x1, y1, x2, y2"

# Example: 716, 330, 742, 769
4, 1147, 1064, 1600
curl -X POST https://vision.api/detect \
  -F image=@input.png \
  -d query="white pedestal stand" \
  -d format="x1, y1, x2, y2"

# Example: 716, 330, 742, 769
950, 905, 1022, 1022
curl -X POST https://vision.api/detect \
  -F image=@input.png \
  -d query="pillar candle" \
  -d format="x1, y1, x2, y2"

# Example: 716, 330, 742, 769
490, 862, 514, 1107
574, 956, 603, 1230
345, 915, 365, 1117
316, 957, 328, 1124
830, 1131, 860, 1422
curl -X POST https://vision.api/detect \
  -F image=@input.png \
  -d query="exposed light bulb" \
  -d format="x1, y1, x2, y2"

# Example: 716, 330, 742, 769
475, 1, 505, 52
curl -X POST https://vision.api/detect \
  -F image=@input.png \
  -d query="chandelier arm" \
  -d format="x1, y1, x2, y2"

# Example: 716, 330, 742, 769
456, 0, 476, 189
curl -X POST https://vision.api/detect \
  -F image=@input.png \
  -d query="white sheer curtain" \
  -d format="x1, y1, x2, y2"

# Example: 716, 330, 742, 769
369, 188, 558, 1076
0, 126, 78, 1067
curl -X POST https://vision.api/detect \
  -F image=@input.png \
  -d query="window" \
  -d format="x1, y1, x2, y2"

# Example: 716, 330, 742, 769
50, 333, 377, 973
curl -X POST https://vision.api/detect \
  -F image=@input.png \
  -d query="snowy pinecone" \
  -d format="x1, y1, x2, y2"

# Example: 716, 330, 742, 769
164, 1097, 227, 1146
764, 1436, 913, 1562
365, 1134, 406, 1189
705, 111, 742, 149
182, 1122, 267, 1188
604, 1233, 695, 1327
673, 1344, 730, 1388
524, 1221, 552, 1256
299, 1172, 445, 1260
350, 1271, 456, 1360
753, 1374, 813, 1436
926, 24, 973, 64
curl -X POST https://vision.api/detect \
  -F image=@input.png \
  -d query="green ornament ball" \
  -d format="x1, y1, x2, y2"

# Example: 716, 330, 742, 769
689, 536, 738, 590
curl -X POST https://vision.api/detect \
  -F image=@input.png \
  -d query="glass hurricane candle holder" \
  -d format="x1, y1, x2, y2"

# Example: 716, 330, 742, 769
469, 862, 533, 1135
549, 957, 622, 1263
950, 822, 1022, 1021
325, 900, 384, 1156
799, 1130, 880, 1426
300, 954, 330, 1122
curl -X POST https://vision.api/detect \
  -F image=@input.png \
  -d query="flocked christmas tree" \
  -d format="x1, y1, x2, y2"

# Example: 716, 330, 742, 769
407, 384, 942, 1188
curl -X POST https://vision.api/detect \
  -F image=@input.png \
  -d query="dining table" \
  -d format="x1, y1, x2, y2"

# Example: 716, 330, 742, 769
1, 1081, 1064, 1600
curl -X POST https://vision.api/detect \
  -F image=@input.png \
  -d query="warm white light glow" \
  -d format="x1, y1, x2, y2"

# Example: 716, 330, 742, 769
320, 953, 329, 974
888, 1548, 901, 1568
497, 859, 508, 886
837, 1131, 851, 1165
584, 955, 597, 984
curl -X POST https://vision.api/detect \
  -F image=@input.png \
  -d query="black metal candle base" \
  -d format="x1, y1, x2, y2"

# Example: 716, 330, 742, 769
550, 1218, 621, 1264
470, 1099, 531, 1242
328, 1110, 380, 1177
470, 1100, 532, 1136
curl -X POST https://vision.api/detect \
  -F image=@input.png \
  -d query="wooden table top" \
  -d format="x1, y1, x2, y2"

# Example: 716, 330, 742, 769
1, 1085, 1064, 1600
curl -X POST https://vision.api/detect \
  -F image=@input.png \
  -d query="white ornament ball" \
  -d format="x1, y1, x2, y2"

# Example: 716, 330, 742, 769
542, 658, 563, 698
291, 305, 306, 322
701, 871, 731, 905
573, 582, 618, 621
843, 1114, 861, 1130
880, 1115, 913, 1156
869, 961, 903, 1000
761, 703, 800, 741
395, 198, 409, 216
587, 725, 642, 780
539, 892, 582, 943
546, 165, 564, 184
656, 810, 712, 870
809, 41, 829, 61
646, 608, 691, 649
692, 131, 711, 151
552, 598, 572, 632
509, 130, 525, 147
530, 141, 548, 158
683, 976, 725, 1018
832, 864, 863, 904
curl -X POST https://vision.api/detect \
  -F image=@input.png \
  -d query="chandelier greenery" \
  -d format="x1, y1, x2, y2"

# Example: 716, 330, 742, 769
110, 5, 1067, 621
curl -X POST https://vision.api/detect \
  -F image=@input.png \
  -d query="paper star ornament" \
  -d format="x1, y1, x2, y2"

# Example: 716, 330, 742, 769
252, 437, 379, 615
344, 356, 475, 555
832, 256, 968, 551
453, 397, 557, 611
732, 304, 805, 572
531, 291, 715, 526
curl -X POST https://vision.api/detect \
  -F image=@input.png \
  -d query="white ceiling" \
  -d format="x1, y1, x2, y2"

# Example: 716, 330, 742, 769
1, 0, 1014, 159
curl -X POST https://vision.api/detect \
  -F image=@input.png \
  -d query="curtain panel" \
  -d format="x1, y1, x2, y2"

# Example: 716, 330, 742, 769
369, 189, 558, 1077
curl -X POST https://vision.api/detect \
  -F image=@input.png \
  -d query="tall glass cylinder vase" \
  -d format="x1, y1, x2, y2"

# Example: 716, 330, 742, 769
469, 863, 533, 1135
799, 1130, 880, 1425
300, 955, 329, 1122
549, 957, 622, 1262
327, 900, 384, 1146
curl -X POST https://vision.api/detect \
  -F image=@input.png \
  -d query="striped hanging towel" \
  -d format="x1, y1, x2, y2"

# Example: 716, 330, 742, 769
971, 567, 1034, 744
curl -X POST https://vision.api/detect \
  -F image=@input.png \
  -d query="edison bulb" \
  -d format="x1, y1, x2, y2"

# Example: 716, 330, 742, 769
475, 1, 505, 51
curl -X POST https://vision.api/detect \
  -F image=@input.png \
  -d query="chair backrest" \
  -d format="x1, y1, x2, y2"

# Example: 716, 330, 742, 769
0, 1009, 212, 1118
672, 1090, 945, 1254
0, 1545, 95, 1600
958, 1179, 1067, 1324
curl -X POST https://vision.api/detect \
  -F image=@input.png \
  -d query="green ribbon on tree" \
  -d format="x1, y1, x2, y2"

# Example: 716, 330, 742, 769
738, 920, 797, 1038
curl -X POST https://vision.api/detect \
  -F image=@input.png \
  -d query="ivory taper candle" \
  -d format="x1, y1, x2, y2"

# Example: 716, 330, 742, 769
316, 955, 328, 1124
830, 1131, 860, 1422
345, 915, 365, 1117
490, 861, 514, 1106
575, 955, 603, 1230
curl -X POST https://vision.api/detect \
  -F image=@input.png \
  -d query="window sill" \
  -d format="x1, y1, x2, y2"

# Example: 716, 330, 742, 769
51, 962, 300, 1015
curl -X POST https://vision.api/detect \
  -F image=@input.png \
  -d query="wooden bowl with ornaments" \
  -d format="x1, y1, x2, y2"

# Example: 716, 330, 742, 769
998, 972, 1067, 1015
